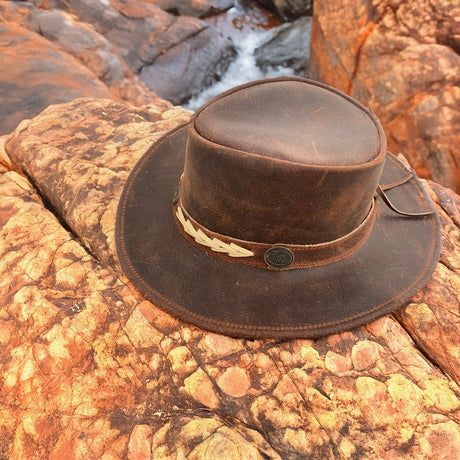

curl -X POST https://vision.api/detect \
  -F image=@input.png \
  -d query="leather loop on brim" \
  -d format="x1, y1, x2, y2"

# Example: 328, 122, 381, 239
173, 198, 377, 270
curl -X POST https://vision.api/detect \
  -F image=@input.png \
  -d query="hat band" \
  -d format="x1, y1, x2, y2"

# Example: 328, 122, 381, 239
172, 197, 377, 270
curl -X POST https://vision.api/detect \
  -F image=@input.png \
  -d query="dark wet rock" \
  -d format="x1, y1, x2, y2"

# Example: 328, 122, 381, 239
151, 0, 235, 18
254, 15, 311, 72
139, 25, 236, 104
254, 0, 312, 19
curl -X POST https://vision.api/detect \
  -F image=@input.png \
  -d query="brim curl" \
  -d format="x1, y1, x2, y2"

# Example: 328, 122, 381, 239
115, 125, 440, 339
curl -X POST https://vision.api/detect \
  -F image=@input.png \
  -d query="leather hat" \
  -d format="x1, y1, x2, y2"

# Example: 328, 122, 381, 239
116, 77, 441, 339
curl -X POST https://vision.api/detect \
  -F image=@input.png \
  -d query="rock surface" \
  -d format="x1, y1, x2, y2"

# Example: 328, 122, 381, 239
137, 21, 236, 104
307, 0, 460, 193
255, 0, 312, 19
0, 0, 235, 134
0, 1, 156, 109
39, 0, 236, 104
255, 15, 312, 72
0, 21, 113, 136
150, 0, 234, 18
1, 98, 459, 458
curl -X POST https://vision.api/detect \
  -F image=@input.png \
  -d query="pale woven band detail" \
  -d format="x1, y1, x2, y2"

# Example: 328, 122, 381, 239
176, 206, 255, 258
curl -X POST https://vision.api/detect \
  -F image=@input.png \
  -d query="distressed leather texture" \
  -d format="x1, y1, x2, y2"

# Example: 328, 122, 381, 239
183, 80, 386, 244
116, 77, 441, 339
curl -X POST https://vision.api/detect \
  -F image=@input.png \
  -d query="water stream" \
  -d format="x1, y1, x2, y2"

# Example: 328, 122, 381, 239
185, 1, 311, 110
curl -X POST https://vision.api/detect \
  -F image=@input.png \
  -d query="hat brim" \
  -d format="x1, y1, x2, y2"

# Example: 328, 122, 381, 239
116, 125, 441, 339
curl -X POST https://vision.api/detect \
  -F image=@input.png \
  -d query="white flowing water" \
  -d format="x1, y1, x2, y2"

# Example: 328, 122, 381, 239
185, 1, 309, 110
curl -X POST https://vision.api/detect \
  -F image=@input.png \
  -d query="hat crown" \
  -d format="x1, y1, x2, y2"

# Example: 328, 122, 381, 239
181, 78, 387, 245
194, 80, 380, 166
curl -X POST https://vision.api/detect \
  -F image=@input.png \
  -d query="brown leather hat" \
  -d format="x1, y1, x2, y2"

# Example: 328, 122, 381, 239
116, 77, 440, 339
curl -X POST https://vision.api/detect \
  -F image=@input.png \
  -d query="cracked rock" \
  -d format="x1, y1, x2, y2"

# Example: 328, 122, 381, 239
1, 98, 459, 458
307, 0, 460, 193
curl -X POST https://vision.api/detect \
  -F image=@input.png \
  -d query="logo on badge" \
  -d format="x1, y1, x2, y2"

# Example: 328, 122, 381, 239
264, 246, 294, 269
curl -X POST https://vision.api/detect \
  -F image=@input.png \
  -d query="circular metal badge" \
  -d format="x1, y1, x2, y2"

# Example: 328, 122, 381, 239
264, 246, 294, 269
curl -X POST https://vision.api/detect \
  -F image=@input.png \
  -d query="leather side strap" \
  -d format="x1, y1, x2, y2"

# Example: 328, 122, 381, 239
378, 169, 434, 217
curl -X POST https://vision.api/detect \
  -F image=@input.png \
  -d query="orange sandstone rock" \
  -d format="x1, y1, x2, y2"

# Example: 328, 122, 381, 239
0, 98, 459, 458
307, 0, 460, 193
0, 22, 113, 135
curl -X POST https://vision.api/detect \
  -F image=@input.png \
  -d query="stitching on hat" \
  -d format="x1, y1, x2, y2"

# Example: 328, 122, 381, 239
176, 206, 254, 258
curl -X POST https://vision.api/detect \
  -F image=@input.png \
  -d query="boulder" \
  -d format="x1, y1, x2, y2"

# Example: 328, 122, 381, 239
0, 21, 113, 136
1, 97, 459, 458
254, 15, 312, 73
307, 0, 460, 193
149, 0, 234, 18
0, 1, 158, 107
138, 23, 236, 104
255, 0, 313, 19
40, 0, 236, 104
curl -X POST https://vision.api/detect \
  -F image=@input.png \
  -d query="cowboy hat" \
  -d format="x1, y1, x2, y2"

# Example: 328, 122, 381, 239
116, 77, 440, 339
